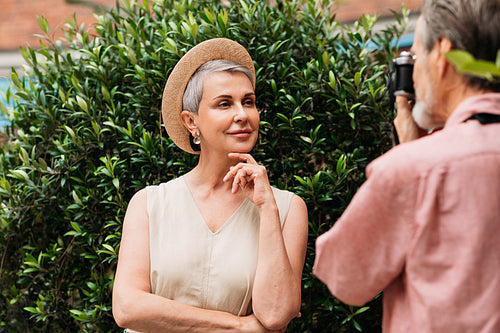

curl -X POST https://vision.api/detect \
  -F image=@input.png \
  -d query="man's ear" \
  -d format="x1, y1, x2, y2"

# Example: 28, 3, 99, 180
180, 110, 198, 133
436, 37, 454, 79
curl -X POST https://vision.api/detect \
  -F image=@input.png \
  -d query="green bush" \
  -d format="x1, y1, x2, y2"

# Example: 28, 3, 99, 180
0, 0, 409, 331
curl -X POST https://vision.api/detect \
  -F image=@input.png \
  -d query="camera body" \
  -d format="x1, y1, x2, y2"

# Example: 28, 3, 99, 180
392, 51, 415, 98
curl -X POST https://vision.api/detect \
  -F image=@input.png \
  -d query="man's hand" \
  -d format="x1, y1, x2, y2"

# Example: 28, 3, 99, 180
394, 95, 427, 143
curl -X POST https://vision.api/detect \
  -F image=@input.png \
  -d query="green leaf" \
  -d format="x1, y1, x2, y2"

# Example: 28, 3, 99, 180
336, 155, 346, 175
19, 147, 30, 165
37, 16, 49, 34
70, 222, 82, 233
76, 95, 88, 113
354, 71, 362, 87
300, 135, 312, 144
10, 169, 30, 182
112, 178, 120, 189
353, 319, 362, 331
328, 70, 336, 90
445, 50, 474, 68
203, 7, 214, 24
72, 191, 83, 206
355, 306, 370, 315
24, 307, 40, 314
69, 309, 85, 316
446, 50, 500, 81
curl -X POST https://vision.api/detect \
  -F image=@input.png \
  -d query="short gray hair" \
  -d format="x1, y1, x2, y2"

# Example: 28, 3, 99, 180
182, 59, 255, 114
421, 0, 500, 91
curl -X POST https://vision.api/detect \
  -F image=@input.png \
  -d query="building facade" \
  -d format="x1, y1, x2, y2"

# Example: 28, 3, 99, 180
0, 0, 422, 76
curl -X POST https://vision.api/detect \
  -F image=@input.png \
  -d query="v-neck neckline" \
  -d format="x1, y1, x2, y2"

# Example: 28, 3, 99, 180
180, 176, 251, 234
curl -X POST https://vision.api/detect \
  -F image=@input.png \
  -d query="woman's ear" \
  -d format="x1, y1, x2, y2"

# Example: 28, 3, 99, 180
180, 110, 198, 133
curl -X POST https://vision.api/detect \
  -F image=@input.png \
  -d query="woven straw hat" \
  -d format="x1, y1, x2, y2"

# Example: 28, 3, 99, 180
161, 38, 256, 154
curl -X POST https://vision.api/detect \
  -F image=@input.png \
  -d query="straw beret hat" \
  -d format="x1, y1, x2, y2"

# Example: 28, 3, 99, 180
162, 38, 256, 154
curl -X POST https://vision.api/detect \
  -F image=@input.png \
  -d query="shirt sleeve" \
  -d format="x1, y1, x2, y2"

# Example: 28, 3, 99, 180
313, 155, 416, 306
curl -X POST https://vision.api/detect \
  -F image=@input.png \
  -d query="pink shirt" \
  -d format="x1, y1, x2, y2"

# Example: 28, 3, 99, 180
314, 93, 500, 332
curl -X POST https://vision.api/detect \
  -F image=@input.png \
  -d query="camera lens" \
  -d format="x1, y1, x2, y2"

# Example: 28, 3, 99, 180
393, 51, 415, 98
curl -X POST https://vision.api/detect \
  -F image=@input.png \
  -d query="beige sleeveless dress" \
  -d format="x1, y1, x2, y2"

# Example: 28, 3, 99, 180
140, 176, 293, 323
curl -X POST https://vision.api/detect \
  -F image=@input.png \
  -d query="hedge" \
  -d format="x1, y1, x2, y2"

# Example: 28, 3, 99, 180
0, 0, 409, 331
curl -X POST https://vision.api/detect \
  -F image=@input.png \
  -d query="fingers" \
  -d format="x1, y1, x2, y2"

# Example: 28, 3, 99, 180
223, 153, 258, 183
229, 165, 258, 194
395, 95, 414, 121
232, 167, 249, 193
223, 154, 267, 196
223, 165, 240, 183
224, 163, 262, 183
394, 95, 422, 143
223, 154, 273, 202
395, 95, 412, 110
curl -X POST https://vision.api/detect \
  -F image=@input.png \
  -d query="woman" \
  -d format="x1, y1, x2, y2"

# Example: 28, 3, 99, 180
112, 38, 308, 332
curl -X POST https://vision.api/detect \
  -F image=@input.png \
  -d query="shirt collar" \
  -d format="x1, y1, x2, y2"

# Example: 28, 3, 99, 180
445, 92, 500, 128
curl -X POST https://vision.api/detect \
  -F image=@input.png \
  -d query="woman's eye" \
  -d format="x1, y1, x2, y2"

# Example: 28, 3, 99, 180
244, 99, 255, 106
218, 101, 230, 108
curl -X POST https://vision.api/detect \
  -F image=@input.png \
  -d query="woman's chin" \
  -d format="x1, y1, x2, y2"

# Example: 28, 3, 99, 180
229, 147, 253, 154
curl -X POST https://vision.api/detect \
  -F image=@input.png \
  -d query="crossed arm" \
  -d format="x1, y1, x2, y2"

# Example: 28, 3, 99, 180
113, 189, 256, 332
112, 163, 308, 332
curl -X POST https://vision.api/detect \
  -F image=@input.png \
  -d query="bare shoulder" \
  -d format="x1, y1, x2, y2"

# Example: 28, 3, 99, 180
123, 188, 148, 224
291, 193, 307, 210
128, 187, 148, 208
289, 194, 308, 222
283, 194, 308, 234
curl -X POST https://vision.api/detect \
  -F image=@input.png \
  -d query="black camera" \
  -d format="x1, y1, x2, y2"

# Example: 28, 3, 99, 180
391, 51, 415, 98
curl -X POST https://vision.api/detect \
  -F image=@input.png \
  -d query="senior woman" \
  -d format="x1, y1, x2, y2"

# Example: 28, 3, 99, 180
112, 38, 309, 332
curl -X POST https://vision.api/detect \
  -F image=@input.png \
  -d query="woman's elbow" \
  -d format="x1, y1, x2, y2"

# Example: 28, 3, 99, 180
113, 303, 128, 328
259, 316, 289, 331
112, 293, 137, 328
257, 300, 301, 331
258, 312, 295, 331
113, 307, 128, 328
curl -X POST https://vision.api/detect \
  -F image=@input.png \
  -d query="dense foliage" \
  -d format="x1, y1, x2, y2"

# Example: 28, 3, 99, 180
0, 0, 409, 331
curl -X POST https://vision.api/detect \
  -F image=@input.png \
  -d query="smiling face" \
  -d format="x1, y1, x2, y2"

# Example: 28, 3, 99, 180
194, 71, 259, 154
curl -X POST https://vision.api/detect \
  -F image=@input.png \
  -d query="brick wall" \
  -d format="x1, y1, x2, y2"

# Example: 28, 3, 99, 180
0, 0, 116, 51
0, 0, 423, 51
334, 0, 423, 22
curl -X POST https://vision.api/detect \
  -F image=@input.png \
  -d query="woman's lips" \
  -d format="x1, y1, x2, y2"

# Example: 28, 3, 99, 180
227, 130, 252, 138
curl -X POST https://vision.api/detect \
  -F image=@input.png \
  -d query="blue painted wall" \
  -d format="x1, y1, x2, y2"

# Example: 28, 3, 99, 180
0, 78, 12, 127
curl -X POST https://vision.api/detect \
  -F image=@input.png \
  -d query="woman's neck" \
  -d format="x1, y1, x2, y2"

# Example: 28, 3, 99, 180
185, 151, 238, 191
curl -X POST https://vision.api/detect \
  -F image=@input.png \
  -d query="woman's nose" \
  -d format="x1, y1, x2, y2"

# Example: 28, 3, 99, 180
233, 103, 248, 122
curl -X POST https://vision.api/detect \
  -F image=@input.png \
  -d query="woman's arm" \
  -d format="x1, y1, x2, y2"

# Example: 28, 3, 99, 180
251, 195, 308, 330
224, 154, 309, 330
112, 189, 281, 333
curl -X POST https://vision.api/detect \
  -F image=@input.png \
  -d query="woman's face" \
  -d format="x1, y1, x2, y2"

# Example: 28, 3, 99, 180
195, 71, 259, 154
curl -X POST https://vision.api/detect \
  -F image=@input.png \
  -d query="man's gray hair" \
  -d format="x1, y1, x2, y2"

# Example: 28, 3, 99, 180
421, 0, 500, 91
182, 59, 255, 114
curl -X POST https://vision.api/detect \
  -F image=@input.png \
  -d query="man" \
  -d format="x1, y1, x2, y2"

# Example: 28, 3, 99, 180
313, 0, 500, 332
